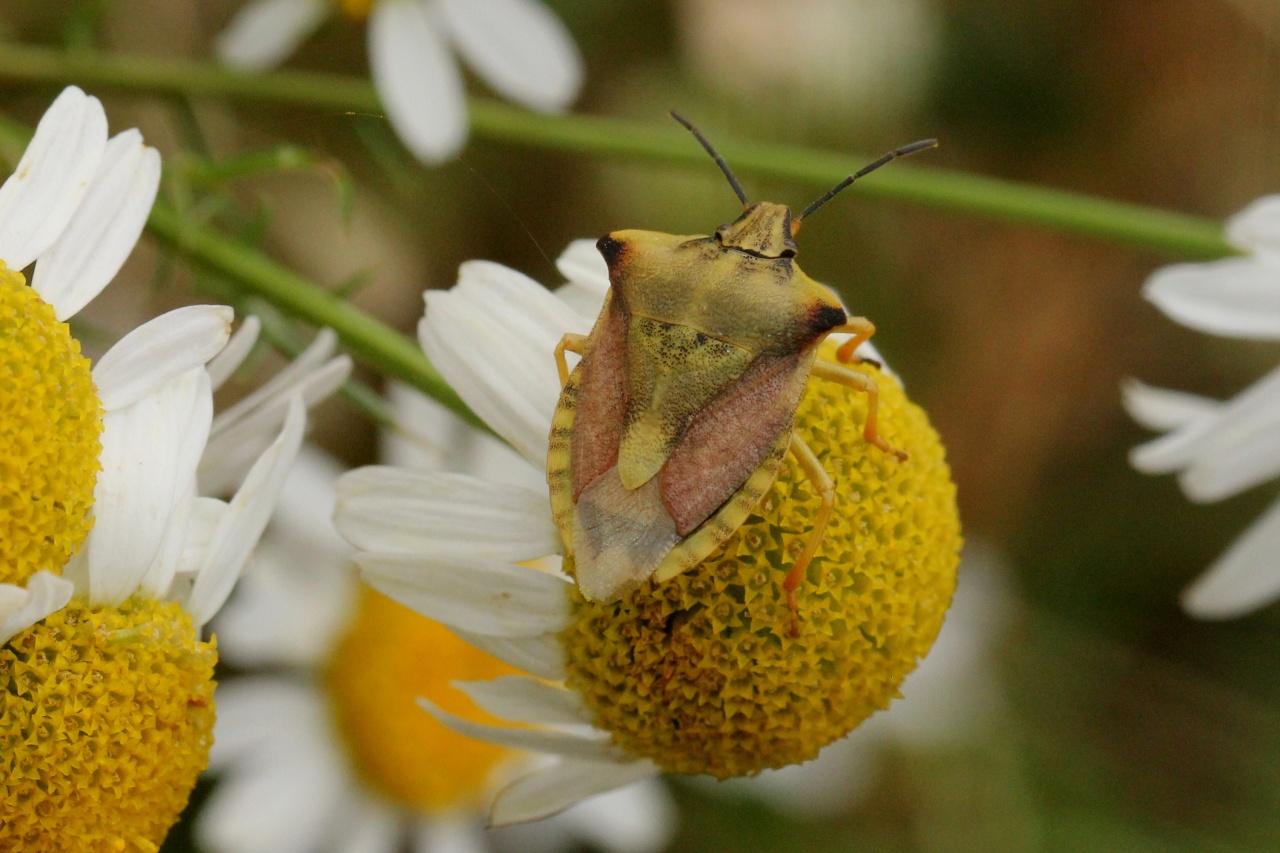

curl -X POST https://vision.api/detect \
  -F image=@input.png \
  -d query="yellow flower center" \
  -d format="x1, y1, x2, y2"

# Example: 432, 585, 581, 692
324, 584, 519, 813
338, 0, 374, 20
0, 264, 103, 586
0, 598, 217, 852
561, 341, 962, 778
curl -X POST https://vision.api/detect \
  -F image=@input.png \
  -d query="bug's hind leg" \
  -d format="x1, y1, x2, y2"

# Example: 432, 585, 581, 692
782, 431, 836, 638
554, 333, 588, 386
812, 360, 908, 461
832, 317, 878, 365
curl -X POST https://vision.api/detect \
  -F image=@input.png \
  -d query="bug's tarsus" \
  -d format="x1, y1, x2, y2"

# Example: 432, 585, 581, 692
799, 138, 938, 221
670, 111, 750, 208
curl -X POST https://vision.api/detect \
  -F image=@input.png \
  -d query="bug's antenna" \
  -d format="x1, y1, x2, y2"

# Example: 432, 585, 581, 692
799, 139, 938, 222
670, 111, 749, 208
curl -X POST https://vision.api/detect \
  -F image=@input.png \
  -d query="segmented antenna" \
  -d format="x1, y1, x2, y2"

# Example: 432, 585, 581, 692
800, 138, 938, 221
670, 111, 749, 208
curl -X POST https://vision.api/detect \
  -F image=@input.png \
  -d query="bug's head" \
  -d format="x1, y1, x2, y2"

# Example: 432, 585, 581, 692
716, 202, 798, 259
670, 111, 937, 257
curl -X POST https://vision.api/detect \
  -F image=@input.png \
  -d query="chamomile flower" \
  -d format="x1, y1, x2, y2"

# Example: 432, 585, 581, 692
215, 0, 584, 162
0, 86, 350, 850
201, 444, 674, 853
1125, 195, 1280, 618
336, 239, 962, 822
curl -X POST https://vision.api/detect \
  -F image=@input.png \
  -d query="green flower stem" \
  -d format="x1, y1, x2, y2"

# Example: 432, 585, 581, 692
146, 198, 486, 431
0, 43, 1235, 259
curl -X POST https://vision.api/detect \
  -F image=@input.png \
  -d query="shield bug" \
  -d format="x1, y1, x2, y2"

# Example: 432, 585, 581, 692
547, 113, 936, 635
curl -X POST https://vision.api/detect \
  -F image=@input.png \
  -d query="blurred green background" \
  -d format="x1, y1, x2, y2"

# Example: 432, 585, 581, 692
5, 0, 1280, 850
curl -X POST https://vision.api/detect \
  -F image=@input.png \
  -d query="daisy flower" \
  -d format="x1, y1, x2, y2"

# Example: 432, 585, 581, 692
1125, 195, 1280, 618
336, 238, 962, 823
215, 0, 584, 162
200, 442, 675, 853
0, 86, 350, 850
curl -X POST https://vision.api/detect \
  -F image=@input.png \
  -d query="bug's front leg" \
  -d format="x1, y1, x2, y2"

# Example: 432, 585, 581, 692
832, 317, 879, 366
554, 333, 588, 387
811, 361, 908, 461
783, 431, 835, 638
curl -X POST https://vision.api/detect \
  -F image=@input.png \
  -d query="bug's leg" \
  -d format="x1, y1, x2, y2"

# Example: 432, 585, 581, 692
832, 317, 877, 364
782, 431, 836, 638
554, 333, 588, 386
812, 360, 908, 461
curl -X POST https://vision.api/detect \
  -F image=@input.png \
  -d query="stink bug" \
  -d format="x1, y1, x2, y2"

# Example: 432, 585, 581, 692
547, 114, 936, 635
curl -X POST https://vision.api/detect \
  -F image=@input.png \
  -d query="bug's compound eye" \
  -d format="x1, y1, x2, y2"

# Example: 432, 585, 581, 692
595, 234, 626, 266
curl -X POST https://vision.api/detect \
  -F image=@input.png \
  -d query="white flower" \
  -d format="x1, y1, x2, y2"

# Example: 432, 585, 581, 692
215, 0, 584, 162
334, 240, 915, 822
0, 86, 352, 850
201, 440, 675, 853
0, 85, 353, 641
1126, 195, 1280, 618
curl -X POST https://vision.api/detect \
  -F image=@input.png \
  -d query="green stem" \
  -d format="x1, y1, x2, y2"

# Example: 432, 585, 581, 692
0, 43, 1235, 259
146, 198, 486, 431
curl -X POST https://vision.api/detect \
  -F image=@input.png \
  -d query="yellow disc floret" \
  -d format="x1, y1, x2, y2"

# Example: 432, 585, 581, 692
0, 598, 216, 852
561, 341, 962, 778
0, 264, 103, 586
324, 584, 518, 813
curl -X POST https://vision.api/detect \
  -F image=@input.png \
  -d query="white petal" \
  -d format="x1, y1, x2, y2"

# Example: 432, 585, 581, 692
333, 798, 403, 853
214, 449, 355, 667
1144, 258, 1280, 339
453, 675, 592, 725
490, 759, 662, 826
553, 239, 611, 325
32, 131, 160, 320
556, 238, 611, 295
1183, 496, 1280, 618
92, 305, 233, 411
199, 728, 353, 853
209, 677, 323, 769
438, 0, 583, 113
451, 628, 566, 681
0, 572, 74, 646
215, 0, 330, 71
172, 497, 229, 590
335, 468, 561, 559
1225, 195, 1280, 259
210, 327, 338, 436
420, 260, 586, 466
548, 776, 675, 853
137, 487, 195, 599
358, 552, 570, 637
1179, 422, 1280, 502
381, 382, 545, 490
214, 545, 356, 668
202, 337, 350, 495
201, 354, 349, 489
187, 396, 307, 626
0, 86, 107, 276
1129, 361, 1280, 475
87, 368, 212, 605
208, 315, 262, 391
418, 697, 624, 760
413, 819, 487, 853
369, 0, 467, 162
1121, 378, 1220, 432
